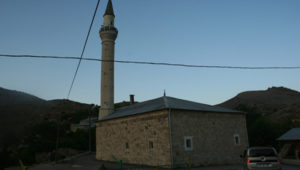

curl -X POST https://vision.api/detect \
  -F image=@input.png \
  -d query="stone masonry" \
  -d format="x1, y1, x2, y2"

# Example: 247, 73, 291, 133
170, 110, 248, 166
96, 108, 248, 167
96, 110, 172, 166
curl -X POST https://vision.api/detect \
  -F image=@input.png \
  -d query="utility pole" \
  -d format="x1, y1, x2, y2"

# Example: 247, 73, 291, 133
55, 111, 63, 162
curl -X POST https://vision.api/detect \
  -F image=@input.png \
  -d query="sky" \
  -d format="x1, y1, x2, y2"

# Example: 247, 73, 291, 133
0, 0, 300, 106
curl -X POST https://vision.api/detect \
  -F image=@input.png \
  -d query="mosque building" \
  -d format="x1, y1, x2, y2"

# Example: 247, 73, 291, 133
96, 0, 248, 166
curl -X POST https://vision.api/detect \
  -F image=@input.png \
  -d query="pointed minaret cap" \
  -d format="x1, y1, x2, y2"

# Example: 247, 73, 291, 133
104, 0, 115, 17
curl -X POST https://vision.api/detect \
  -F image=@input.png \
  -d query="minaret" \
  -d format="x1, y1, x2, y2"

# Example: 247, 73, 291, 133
99, 0, 118, 119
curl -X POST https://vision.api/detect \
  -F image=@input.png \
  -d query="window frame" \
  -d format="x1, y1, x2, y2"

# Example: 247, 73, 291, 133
233, 134, 240, 145
184, 136, 193, 151
149, 141, 154, 149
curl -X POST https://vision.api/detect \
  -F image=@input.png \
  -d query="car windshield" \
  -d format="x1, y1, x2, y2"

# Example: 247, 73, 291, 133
249, 148, 276, 157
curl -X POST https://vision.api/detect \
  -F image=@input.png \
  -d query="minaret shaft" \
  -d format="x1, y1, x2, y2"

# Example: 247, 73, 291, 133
98, 0, 118, 119
99, 39, 115, 119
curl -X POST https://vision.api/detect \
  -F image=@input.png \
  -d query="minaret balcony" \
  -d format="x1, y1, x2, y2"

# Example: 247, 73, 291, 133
100, 25, 118, 33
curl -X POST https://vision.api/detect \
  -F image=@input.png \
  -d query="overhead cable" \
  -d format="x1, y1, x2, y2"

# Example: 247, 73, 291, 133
1, 54, 300, 70
67, 0, 101, 99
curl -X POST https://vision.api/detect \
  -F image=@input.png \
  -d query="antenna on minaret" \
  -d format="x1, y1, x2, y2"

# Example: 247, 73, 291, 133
163, 89, 166, 96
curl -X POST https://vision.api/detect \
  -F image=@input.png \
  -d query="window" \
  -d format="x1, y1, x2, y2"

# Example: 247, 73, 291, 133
184, 136, 193, 151
249, 148, 276, 157
234, 134, 240, 145
125, 142, 129, 149
149, 141, 153, 149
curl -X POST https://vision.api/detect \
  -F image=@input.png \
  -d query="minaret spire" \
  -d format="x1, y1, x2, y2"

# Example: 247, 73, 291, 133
104, 0, 115, 17
102, 0, 116, 27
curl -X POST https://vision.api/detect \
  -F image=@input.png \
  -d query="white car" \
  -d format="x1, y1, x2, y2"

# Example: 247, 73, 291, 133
242, 147, 281, 170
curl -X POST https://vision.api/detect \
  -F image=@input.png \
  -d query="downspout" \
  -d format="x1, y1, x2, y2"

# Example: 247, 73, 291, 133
168, 108, 174, 168
164, 96, 173, 167
243, 113, 249, 147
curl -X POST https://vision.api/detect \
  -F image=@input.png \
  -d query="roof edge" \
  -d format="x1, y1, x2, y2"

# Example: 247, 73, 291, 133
96, 108, 169, 122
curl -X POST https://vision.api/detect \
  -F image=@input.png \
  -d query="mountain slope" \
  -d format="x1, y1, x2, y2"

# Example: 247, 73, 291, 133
0, 87, 93, 147
217, 86, 300, 122
0, 87, 46, 106
0, 87, 134, 148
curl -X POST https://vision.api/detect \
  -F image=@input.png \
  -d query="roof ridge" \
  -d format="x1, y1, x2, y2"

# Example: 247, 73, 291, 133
114, 96, 164, 111
99, 96, 243, 122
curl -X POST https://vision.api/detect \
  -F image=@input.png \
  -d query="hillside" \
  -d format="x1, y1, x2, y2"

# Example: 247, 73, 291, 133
0, 87, 93, 148
0, 87, 135, 149
217, 86, 300, 122
0, 87, 47, 106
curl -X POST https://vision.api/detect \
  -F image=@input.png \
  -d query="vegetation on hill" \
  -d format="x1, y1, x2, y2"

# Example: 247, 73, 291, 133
235, 104, 298, 148
0, 87, 134, 169
219, 87, 300, 148
0, 87, 97, 169
0, 110, 98, 169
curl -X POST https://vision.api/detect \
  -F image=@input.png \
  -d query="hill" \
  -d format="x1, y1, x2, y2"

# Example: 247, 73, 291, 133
0, 87, 137, 168
0, 87, 93, 148
0, 87, 46, 106
0, 87, 134, 149
217, 86, 300, 122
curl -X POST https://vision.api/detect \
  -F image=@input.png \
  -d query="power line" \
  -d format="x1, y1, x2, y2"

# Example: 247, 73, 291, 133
67, 0, 101, 99
54, 0, 100, 161
1, 54, 300, 70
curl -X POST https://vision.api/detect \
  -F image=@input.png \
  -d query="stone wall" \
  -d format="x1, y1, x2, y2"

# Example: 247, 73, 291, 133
170, 110, 248, 166
96, 110, 171, 166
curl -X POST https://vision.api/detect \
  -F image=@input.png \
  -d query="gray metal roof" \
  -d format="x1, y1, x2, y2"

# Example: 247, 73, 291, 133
77, 123, 96, 128
99, 96, 243, 121
277, 128, 300, 141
